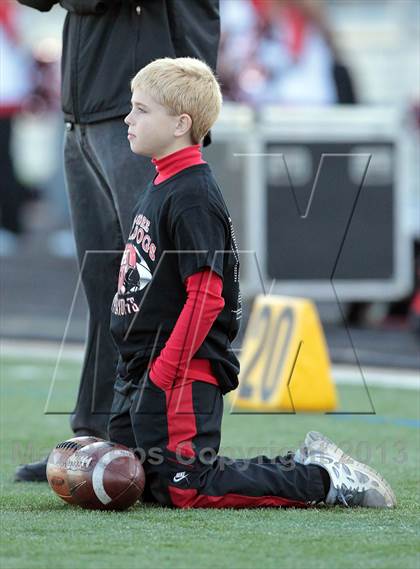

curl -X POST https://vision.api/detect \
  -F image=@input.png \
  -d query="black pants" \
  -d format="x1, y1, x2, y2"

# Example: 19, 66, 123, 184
64, 118, 155, 437
108, 370, 326, 509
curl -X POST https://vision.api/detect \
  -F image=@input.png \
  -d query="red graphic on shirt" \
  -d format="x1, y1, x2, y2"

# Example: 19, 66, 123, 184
117, 243, 152, 296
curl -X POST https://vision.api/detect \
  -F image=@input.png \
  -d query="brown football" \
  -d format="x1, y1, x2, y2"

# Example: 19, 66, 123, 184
66, 441, 145, 510
47, 436, 104, 504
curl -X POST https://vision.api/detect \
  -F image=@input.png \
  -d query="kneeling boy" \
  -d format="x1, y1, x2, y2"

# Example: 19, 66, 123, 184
108, 57, 396, 509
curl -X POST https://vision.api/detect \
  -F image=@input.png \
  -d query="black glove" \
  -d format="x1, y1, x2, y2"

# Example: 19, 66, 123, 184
59, 0, 114, 14
203, 131, 212, 148
16, 0, 58, 12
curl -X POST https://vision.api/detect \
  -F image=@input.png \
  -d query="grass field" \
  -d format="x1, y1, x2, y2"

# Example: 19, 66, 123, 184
1, 352, 419, 569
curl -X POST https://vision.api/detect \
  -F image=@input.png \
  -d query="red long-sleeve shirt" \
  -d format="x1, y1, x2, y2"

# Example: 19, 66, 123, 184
150, 268, 224, 389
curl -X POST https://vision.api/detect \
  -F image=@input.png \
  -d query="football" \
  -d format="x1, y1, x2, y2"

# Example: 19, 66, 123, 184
65, 441, 145, 510
47, 436, 104, 504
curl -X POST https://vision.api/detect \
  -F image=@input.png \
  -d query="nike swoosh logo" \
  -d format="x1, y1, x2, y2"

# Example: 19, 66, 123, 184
173, 471, 189, 483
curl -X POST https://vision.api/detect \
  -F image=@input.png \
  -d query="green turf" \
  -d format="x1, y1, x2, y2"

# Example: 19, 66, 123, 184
1, 354, 419, 569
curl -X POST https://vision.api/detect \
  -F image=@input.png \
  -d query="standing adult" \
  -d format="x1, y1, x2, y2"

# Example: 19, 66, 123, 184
15, 0, 220, 481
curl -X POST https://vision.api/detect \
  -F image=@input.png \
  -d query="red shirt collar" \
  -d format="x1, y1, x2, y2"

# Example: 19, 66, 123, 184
151, 144, 206, 185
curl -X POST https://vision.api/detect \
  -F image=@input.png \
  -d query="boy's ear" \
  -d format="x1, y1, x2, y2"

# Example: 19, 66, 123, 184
175, 113, 193, 138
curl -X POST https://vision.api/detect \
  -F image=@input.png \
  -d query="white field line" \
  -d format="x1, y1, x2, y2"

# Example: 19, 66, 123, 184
332, 365, 419, 391
1, 340, 84, 362
1, 340, 419, 390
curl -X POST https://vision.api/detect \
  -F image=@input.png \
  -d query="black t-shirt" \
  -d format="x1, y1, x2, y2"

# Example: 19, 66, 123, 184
110, 163, 242, 394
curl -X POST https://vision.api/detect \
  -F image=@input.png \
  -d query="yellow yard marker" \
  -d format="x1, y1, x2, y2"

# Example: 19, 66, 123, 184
232, 295, 338, 412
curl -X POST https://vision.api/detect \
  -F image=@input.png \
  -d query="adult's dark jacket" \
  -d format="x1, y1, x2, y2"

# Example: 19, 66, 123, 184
17, 0, 220, 133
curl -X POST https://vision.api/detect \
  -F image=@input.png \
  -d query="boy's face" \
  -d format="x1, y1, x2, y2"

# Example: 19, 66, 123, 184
124, 87, 190, 158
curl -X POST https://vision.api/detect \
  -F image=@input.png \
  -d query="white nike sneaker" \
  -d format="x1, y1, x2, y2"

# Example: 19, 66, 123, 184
294, 431, 397, 508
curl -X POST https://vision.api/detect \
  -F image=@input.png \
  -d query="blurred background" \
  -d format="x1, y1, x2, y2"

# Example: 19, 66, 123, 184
1, 0, 419, 370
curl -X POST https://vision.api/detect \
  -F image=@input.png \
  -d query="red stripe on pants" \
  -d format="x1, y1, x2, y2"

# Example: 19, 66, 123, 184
165, 382, 196, 459
169, 486, 308, 509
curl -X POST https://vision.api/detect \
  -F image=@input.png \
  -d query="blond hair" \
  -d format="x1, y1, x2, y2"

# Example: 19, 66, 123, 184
131, 57, 222, 144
